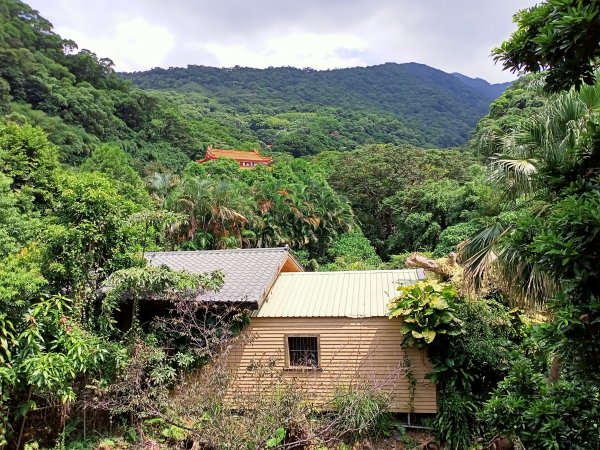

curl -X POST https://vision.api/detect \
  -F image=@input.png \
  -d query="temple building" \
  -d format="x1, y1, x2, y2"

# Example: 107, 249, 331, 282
197, 146, 273, 169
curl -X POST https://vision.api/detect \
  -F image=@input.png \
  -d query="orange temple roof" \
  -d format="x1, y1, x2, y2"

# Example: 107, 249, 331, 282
197, 146, 273, 167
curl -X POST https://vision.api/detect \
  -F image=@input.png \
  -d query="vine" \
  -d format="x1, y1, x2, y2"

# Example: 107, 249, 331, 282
403, 354, 416, 413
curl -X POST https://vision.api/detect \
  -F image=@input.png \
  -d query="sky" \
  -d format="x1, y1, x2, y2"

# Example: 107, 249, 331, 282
27, 0, 538, 83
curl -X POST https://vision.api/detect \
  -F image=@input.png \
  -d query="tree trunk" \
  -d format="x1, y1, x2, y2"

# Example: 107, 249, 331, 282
548, 354, 562, 384
405, 253, 454, 280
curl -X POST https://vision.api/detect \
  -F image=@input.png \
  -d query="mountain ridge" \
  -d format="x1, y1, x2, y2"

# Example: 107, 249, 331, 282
123, 62, 511, 148
451, 72, 512, 100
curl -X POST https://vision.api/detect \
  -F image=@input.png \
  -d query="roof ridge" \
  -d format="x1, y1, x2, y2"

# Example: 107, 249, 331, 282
278, 269, 420, 275
145, 247, 288, 256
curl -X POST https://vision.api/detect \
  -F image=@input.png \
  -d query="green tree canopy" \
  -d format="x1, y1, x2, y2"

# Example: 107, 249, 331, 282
493, 0, 600, 92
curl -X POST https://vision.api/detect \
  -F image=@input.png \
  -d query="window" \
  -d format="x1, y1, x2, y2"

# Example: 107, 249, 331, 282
286, 336, 319, 368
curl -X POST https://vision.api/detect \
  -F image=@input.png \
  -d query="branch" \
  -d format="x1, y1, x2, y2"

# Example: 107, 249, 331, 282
405, 253, 454, 280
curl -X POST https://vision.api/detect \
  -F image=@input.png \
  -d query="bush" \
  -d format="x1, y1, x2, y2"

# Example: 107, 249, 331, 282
332, 386, 391, 439
433, 221, 479, 257
428, 299, 525, 394
321, 230, 382, 271
394, 290, 530, 449
388, 281, 463, 346
434, 386, 478, 450
481, 359, 600, 449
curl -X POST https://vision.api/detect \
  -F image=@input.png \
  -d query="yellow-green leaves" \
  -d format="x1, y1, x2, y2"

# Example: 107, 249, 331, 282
429, 296, 449, 310
388, 280, 463, 347
411, 329, 436, 344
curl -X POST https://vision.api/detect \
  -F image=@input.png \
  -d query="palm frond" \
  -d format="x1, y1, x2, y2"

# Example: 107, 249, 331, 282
460, 218, 512, 291
490, 154, 539, 200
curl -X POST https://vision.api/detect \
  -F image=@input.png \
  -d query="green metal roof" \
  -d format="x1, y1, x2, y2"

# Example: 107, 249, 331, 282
256, 269, 424, 318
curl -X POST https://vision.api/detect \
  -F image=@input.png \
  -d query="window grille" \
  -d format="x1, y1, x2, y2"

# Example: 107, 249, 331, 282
287, 336, 319, 367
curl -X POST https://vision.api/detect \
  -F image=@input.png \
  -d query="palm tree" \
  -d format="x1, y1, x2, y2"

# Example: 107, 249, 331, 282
461, 79, 600, 308
146, 171, 179, 206
170, 177, 254, 249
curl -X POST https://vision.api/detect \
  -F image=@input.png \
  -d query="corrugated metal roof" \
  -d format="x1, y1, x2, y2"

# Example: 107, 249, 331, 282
255, 270, 423, 318
144, 248, 302, 306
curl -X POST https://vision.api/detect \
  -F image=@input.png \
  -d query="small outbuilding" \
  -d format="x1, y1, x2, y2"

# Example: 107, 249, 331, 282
145, 247, 437, 414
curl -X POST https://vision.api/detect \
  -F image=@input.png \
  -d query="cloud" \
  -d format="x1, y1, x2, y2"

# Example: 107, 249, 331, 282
27, 0, 537, 82
56, 17, 176, 71
205, 33, 368, 69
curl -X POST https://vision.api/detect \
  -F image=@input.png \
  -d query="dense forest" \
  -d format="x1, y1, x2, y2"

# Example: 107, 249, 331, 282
1, 0, 599, 448
124, 63, 510, 151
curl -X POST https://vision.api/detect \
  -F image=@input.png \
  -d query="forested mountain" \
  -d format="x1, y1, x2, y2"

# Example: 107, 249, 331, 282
451, 72, 511, 100
124, 63, 510, 148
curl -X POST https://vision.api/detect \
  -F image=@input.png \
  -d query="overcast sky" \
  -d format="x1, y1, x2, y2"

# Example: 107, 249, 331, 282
27, 0, 538, 83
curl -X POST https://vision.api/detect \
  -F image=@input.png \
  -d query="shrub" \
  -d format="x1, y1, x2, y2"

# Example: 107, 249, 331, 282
391, 286, 531, 450
433, 221, 479, 257
332, 386, 391, 439
428, 299, 525, 394
322, 230, 382, 271
434, 386, 478, 450
388, 281, 463, 346
481, 359, 600, 449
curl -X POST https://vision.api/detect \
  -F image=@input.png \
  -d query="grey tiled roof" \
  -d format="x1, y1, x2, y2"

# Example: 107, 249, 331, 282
144, 247, 300, 307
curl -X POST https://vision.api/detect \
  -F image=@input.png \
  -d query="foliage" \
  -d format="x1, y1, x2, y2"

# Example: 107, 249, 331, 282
461, 77, 600, 307
332, 386, 391, 439
426, 301, 532, 449
460, 77, 600, 393
321, 230, 381, 271
0, 174, 39, 256
0, 120, 59, 206
433, 386, 478, 450
493, 0, 600, 92
41, 170, 141, 296
462, 8, 600, 446
389, 281, 463, 346
384, 175, 487, 255
433, 220, 480, 257
168, 159, 354, 261
88, 267, 243, 438
0, 0, 211, 170
80, 145, 149, 205
481, 359, 600, 449
468, 74, 550, 158
531, 189, 600, 380
125, 63, 509, 149
327, 145, 485, 257
390, 281, 531, 448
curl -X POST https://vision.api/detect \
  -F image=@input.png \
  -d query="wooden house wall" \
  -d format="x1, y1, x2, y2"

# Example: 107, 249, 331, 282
223, 317, 437, 413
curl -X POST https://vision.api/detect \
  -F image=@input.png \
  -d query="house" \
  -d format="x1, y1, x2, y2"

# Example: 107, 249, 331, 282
145, 247, 436, 414
197, 146, 273, 169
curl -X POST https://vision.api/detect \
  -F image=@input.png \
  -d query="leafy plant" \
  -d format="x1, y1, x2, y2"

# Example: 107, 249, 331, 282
389, 281, 463, 346
161, 424, 187, 442
332, 386, 391, 439
434, 386, 478, 450
265, 427, 286, 448
481, 359, 600, 449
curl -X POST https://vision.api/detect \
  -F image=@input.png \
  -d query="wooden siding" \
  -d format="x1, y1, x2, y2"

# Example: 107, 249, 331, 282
223, 317, 437, 413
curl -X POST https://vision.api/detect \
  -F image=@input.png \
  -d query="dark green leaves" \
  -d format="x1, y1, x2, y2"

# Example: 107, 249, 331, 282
493, 1, 600, 92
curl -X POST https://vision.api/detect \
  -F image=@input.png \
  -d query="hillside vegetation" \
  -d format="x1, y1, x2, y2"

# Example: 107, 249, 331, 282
125, 63, 510, 151
2, 0, 599, 449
